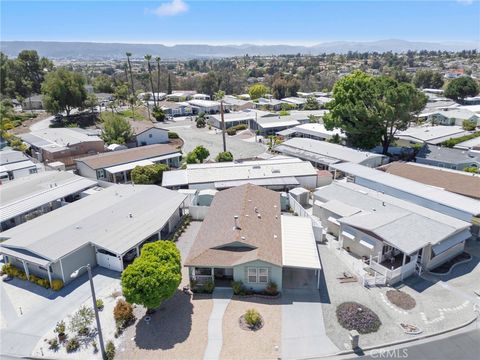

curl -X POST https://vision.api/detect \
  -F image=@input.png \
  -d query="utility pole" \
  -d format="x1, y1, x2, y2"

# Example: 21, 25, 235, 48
220, 100, 227, 152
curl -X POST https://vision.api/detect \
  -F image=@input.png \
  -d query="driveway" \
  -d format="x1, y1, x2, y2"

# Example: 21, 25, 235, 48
162, 119, 266, 160
0, 267, 120, 357
176, 220, 202, 286
282, 289, 339, 359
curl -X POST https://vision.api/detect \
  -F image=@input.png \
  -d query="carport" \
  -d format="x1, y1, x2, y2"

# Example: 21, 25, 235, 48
281, 215, 322, 289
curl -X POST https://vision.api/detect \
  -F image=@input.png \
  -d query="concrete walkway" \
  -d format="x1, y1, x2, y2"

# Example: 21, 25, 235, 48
282, 289, 339, 360
203, 288, 233, 360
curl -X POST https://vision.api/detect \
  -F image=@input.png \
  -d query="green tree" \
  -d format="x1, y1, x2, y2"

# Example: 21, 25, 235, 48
41, 68, 87, 116
167, 72, 172, 95
152, 106, 166, 122
114, 84, 129, 105
83, 93, 98, 113
185, 151, 199, 164
101, 114, 134, 145
248, 83, 269, 100
214, 90, 225, 101
324, 71, 427, 154
304, 96, 320, 110
131, 163, 169, 184
193, 145, 209, 162
216, 151, 233, 162
444, 77, 479, 103
144, 54, 157, 107
121, 241, 182, 311
92, 75, 114, 93
462, 119, 477, 131
199, 72, 219, 97
413, 69, 444, 89
0, 100, 27, 151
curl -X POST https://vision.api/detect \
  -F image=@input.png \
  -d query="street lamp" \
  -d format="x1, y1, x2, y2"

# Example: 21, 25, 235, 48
71, 264, 106, 359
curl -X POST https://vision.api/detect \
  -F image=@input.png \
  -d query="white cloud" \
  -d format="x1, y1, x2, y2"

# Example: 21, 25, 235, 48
456, 0, 474, 5
151, 0, 189, 16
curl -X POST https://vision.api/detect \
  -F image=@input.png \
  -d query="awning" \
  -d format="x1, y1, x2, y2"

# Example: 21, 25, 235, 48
359, 239, 375, 250
147, 152, 182, 163
214, 176, 299, 189
328, 216, 340, 226
432, 229, 470, 256
105, 159, 154, 174
341, 230, 355, 239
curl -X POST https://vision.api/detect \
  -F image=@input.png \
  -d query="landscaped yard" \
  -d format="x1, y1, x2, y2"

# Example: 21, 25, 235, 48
220, 297, 282, 360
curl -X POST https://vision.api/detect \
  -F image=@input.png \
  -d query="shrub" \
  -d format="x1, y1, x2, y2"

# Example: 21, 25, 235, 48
96, 299, 104, 311
65, 337, 80, 353
196, 118, 206, 128
92, 340, 98, 353
2, 263, 27, 280
336, 302, 381, 334
216, 151, 234, 162
244, 309, 262, 327
113, 299, 135, 327
386, 290, 416, 310
48, 338, 59, 350
168, 131, 179, 139
51, 279, 64, 291
231, 281, 244, 295
203, 280, 215, 294
54, 320, 66, 336
462, 119, 477, 131
105, 340, 116, 360
464, 167, 479, 174
265, 281, 278, 295
69, 306, 95, 336
226, 128, 237, 136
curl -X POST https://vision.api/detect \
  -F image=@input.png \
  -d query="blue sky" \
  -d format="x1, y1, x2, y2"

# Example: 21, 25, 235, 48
1, 1, 479, 44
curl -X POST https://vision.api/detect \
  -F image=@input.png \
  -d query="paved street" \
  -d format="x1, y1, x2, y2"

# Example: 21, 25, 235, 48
282, 289, 339, 359
162, 119, 266, 160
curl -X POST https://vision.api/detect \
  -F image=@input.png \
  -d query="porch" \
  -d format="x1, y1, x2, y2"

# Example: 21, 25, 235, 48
190, 267, 234, 287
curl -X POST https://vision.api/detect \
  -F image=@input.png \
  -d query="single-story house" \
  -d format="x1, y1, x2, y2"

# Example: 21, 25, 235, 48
416, 145, 480, 171
166, 91, 197, 102
158, 101, 193, 117
313, 182, 471, 283
0, 148, 38, 182
192, 93, 211, 100
162, 157, 320, 191
1, 171, 97, 232
21, 95, 43, 110
281, 97, 308, 109
128, 120, 169, 147
185, 184, 321, 291
382, 162, 480, 199
0, 185, 187, 286
75, 144, 182, 183
222, 96, 254, 111
427, 109, 480, 127
330, 162, 480, 239
20, 128, 105, 168
395, 125, 472, 146
187, 100, 221, 114
207, 112, 255, 129
255, 98, 286, 111
273, 138, 387, 170
277, 123, 346, 143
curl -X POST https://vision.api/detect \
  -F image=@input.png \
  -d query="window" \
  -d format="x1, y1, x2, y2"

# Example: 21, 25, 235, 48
247, 267, 269, 283
247, 268, 257, 283
149, 133, 153, 138
29, 168, 37, 174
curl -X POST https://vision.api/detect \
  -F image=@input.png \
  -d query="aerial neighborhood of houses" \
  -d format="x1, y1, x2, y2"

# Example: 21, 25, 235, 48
1, 44, 480, 360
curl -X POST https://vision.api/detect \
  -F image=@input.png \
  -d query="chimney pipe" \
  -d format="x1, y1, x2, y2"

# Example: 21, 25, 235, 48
234, 215, 240, 229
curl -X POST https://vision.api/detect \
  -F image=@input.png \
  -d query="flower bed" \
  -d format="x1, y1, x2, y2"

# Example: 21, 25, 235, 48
386, 290, 416, 310
430, 252, 472, 275
1, 263, 64, 290
336, 302, 382, 334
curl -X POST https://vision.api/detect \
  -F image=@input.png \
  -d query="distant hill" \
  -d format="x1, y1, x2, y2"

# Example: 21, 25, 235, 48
1, 39, 478, 60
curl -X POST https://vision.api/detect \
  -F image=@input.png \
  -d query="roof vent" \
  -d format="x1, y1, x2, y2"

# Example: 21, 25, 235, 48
234, 215, 240, 229
241, 236, 246, 240
129, 213, 133, 218
254, 207, 258, 213
257, 213, 261, 219
252, 165, 261, 169
274, 234, 278, 239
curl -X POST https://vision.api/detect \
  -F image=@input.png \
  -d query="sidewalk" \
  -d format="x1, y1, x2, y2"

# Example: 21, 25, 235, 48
204, 288, 233, 360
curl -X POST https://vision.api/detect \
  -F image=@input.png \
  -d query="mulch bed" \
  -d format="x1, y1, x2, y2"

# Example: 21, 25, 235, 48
386, 289, 416, 310
430, 252, 471, 274
238, 314, 264, 332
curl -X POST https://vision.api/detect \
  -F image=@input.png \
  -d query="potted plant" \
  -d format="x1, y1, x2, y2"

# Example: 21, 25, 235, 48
54, 320, 66, 342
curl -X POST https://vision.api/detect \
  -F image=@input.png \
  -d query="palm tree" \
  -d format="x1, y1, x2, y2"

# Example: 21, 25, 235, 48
144, 54, 156, 108
125, 52, 136, 120
155, 57, 161, 96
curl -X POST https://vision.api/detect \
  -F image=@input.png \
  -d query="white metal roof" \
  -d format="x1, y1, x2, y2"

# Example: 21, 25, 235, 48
330, 163, 480, 216
0, 171, 97, 221
395, 125, 472, 144
105, 159, 154, 174
281, 215, 321, 269
0, 185, 187, 261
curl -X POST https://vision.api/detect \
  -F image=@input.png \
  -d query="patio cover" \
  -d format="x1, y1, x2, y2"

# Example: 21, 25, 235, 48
105, 159, 154, 174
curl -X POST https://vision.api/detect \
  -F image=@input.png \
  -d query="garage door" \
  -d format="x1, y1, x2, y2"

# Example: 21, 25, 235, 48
96, 248, 123, 272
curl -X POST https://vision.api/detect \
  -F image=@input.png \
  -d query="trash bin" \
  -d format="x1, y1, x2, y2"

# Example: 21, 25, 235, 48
349, 330, 359, 349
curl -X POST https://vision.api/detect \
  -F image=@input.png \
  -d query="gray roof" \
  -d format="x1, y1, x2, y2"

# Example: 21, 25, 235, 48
315, 182, 471, 254
0, 171, 97, 221
20, 128, 103, 152
274, 138, 385, 165
0, 185, 187, 262
0, 149, 30, 165
330, 162, 480, 216
395, 125, 472, 145
417, 145, 480, 165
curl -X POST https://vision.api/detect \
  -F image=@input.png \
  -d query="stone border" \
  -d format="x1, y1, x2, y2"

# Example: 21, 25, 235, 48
233, 292, 282, 300
429, 253, 472, 276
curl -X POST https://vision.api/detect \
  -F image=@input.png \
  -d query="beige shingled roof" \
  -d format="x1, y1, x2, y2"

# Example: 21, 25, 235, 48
185, 184, 282, 267
383, 162, 480, 200
76, 144, 180, 170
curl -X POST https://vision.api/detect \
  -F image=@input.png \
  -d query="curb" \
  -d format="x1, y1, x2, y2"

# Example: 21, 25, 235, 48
331, 315, 478, 358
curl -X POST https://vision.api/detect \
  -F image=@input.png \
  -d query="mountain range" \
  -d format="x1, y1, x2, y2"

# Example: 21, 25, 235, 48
1, 39, 478, 60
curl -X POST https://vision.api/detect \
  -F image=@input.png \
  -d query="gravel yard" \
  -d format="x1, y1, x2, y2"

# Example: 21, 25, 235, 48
220, 296, 282, 360
117, 292, 212, 360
